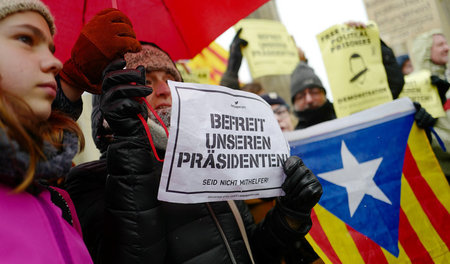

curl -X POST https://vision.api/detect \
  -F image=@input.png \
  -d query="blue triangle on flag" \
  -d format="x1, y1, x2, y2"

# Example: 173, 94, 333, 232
290, 114, 414, 256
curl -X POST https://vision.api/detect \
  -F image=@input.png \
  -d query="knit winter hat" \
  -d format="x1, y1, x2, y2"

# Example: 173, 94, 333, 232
261, 92, 289, 109
0, 0, 55, 35
290, 62, 325, 103
125, 44, 182, 82
396, 54, 410, 68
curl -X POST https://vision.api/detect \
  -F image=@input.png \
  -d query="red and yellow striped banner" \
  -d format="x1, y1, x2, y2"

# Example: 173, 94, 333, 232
176, 41, 228, 85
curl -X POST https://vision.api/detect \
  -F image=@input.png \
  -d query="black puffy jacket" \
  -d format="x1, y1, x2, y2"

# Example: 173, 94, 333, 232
66, 135, 310, 264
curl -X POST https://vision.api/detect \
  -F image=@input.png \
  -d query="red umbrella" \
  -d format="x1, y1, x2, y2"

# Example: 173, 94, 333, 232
42, 0, 269, 61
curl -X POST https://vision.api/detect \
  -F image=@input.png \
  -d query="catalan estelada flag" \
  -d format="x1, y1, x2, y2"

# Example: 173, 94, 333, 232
285, 98, 450, 263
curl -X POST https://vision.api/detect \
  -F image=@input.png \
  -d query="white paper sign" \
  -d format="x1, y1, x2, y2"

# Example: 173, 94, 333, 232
158, 81, 290, 203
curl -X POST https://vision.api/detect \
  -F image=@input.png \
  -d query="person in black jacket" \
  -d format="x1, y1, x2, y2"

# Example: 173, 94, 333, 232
66, 43, 323, 264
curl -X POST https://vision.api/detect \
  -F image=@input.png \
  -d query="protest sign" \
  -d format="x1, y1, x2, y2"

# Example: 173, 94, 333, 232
176, 41, 228, 85
158, 81, 290, 203
176, 64, 210, 84
399, 70, 445, 118
317, 22, 393, 118
363, 0, 441, 46
234, 19, 299, 79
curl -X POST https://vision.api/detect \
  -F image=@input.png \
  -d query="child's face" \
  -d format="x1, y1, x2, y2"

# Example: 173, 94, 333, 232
0, 11, 62, 121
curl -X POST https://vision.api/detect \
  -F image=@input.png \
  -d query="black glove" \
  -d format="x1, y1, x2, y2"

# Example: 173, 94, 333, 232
277, 156, 323, 221
413, 102, 436, 129
225, 28, 248, 76
100, 59, 153, 137
431, 75, 450, 105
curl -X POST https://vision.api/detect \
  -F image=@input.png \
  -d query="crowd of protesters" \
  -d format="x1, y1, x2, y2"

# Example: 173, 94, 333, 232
0, 1, 323, 263
0, 0, 448, 263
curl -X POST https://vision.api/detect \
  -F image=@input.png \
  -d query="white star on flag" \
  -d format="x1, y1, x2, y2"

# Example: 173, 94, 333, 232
318, 140, 392, 217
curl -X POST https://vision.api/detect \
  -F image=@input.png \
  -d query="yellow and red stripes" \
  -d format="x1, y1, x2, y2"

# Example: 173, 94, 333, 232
188, 42, 228, 85
346, 224, 388, 263
309, 209, 342, 264
403, 147, 450, 247
398, 208, 433, 262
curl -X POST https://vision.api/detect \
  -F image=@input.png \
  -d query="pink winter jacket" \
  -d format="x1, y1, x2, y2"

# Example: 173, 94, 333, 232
0, 185, 93, 263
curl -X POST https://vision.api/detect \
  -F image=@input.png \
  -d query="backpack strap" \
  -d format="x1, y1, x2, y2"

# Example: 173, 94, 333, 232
227, 200, 255, 264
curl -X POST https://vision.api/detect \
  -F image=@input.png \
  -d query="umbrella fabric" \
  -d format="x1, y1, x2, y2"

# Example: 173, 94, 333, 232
42, 0, 269, 61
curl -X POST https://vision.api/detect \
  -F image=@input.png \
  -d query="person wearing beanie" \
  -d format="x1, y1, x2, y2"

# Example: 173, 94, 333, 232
261, 92, 294, 132
396, 54, 414, 75
86, 42, 182, 158
0, 0, 55, 33
67, 43, 323, 264
290, 62, 336, 129
0, 1, 93, 263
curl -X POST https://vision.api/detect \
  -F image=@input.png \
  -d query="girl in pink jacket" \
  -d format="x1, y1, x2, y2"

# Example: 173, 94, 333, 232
0, 1, 92, 263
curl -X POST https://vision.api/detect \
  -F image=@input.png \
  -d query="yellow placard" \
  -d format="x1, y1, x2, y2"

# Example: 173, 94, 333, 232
175, 41, 229, 85
317, 22, 393, 118
234, 19, 299, 79
399, 70, 445, 118
176, 64, 210, 84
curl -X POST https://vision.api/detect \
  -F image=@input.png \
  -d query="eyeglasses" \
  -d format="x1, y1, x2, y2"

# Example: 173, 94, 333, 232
295, 87, 324, 102
273, 105, 290, 117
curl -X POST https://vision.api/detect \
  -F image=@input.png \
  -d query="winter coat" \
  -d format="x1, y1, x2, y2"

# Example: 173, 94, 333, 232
0, 127, 92, 263
0, 185, 92, 264
52, 76, 83, 121
380, 40, 405, 99
66, 120, 310, 264
294, 100, 336, 130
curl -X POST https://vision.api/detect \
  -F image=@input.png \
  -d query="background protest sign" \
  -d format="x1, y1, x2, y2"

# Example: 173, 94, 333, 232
399, 70, 445, 118
158, 81, 290, 203
317, 22, 393, 118
285, 98, 450, 262
362, 0, 442, 47
234, 19, 299, 79
176, 41, 228, 85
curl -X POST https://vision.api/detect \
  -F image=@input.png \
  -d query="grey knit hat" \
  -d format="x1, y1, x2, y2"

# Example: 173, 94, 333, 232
290, 62, 325, 103
0, 0, 55, 35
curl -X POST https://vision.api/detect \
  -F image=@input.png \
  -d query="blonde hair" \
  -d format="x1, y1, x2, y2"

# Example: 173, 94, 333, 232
0, 89, 84, 192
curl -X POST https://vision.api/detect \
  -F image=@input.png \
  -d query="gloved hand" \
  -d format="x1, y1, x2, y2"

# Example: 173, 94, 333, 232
100, 59, 152, 137
413, 102, 436, 129
60, 8, 141, 94
431, 75, 450, 105
277, 156, 323, 221
225, 28, 248, 77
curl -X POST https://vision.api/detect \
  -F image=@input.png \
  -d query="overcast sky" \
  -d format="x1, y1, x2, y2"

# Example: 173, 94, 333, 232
216, 0, 369, 101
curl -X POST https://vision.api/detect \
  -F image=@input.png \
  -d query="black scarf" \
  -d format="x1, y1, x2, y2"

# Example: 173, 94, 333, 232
294, 100, 336, 129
